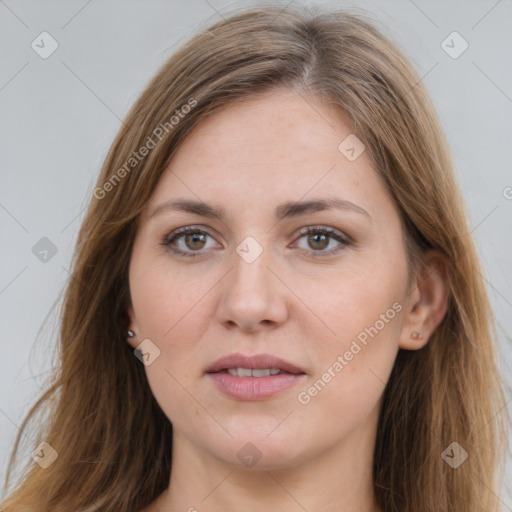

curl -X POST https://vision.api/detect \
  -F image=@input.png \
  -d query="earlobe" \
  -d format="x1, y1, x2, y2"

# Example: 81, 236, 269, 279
126, 306, 139, 348
399, 250, 449, 351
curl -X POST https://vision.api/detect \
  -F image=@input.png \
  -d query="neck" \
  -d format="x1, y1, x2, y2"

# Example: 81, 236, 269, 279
158, 411, 380, 512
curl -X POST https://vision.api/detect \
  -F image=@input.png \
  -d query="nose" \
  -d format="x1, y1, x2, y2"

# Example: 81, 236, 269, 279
215, 244, 289, 333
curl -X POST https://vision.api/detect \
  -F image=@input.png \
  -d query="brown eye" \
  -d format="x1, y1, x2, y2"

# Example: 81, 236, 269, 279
162, 227, 218, 258
184, 233, 207, 250
294, 226, 350, 256
307, 233, 329, 250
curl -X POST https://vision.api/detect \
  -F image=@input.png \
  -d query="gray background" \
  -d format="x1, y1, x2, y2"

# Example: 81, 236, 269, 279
1, 0, 511, 505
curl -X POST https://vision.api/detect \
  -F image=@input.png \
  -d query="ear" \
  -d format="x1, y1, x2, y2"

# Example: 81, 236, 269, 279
126, 305, 140, 349
399, 250, 449, 350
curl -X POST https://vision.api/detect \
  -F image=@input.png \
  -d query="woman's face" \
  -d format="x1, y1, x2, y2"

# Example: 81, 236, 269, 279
128, 89, 415, 470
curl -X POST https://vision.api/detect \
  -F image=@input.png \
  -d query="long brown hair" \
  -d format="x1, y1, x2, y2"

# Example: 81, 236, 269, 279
2, 4, 508, 511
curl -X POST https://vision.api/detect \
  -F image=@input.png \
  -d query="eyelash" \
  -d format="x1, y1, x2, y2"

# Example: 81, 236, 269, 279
161, 225, 352, 259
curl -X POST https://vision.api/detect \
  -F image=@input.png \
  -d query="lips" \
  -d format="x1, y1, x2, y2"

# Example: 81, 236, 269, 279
206, 353, 307, 400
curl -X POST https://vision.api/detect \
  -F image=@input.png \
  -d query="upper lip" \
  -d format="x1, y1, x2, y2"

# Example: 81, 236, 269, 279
206, 353, 306, 374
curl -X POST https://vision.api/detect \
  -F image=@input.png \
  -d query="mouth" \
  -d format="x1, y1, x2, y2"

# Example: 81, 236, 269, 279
206, 353, 307, 400
224, 368, 291, 377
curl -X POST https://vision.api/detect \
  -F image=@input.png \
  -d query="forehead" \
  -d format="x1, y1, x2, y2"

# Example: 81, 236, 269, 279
147, 89, 393, 222
172, 89, 358, 173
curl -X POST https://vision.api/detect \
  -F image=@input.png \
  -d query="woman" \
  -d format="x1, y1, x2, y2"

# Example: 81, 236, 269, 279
1, 4, 508, 511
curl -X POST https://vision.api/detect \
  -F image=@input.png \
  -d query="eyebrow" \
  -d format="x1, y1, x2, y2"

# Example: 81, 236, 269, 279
149, 196, 371, 221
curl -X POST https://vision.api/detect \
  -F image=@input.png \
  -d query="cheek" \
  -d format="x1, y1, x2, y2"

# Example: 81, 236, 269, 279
296, 257, 406, 411
293, 296, 402, 445
309, 258, 406, 351
129, 252, 215, 341
129, 257, 214, 423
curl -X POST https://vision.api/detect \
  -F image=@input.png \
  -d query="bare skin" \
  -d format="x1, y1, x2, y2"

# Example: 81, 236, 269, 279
128, 89, 448, 512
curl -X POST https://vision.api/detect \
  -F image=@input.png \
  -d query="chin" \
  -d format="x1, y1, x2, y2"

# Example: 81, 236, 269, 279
207, 427, 313, 471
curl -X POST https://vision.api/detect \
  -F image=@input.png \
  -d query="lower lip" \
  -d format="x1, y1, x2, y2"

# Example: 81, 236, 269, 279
207, 371, 306, 400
